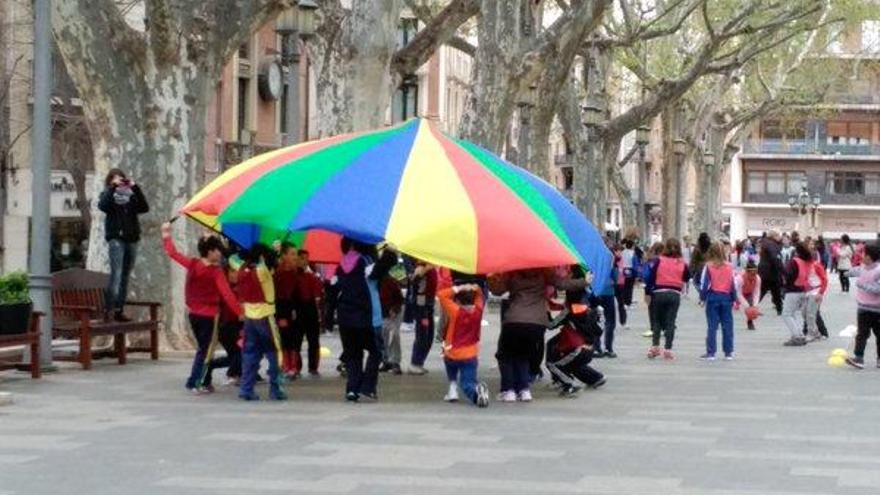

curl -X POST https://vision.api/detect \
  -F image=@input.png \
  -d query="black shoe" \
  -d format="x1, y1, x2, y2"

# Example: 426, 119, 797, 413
559, 384, 581, 397
604, 351, 617, 359
589, 377, 607, 389
593, 351, 605, 359
345, 391, 359, 402
389, 365, 402, 375
783, 337, 807, 347
378, 362, 392, 373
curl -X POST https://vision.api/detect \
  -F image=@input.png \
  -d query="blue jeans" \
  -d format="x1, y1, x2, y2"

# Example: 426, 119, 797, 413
106, 239, 137, 312
410, 306, 435, 366
444, 358, 479, 403
240, 318, 282, 397
595, 295, 616, 353
705, 299, 734, 356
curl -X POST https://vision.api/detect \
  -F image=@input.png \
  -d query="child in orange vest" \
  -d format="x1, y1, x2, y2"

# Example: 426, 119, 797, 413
699, 242, 738, 361
437, 283, 489, 407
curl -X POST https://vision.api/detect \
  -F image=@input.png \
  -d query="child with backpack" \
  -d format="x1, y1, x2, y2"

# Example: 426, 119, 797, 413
437, 283, 490, 407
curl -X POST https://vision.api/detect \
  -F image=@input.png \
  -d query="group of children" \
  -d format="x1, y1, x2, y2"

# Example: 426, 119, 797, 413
162, 223, 323, 401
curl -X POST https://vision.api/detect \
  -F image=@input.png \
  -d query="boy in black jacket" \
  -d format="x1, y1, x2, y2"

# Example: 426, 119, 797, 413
546, 299, 606, 396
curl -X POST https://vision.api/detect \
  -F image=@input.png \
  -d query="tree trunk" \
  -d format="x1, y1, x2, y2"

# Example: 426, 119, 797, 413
609, 156, 636, 231
313, 0, 404, 135
458, 0, 525, 151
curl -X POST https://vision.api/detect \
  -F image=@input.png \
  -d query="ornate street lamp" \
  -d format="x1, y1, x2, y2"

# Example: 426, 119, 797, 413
636, 125, 650, 241
276, 1, 318, 146
788, 177, 821, 232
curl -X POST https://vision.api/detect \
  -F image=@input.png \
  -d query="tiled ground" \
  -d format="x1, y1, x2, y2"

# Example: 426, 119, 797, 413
2, 279, 879, 494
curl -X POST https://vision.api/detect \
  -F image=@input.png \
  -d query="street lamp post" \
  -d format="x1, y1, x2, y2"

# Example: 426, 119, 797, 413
581, 103, 603, 222
636, 125, 650, 242
276, 0, 317, 147
30, 0, 53, 367
673, 138, 686, 239
788, 178, 821, 234
702, 150, 715, 235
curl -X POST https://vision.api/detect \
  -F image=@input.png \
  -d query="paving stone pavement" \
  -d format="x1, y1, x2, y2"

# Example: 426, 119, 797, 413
2, 279, 880, 494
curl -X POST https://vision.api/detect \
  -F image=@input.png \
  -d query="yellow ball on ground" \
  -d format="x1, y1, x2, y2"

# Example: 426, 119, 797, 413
320, 346, 332, 358
831, 348, 848, 358
827, 355, 846, 368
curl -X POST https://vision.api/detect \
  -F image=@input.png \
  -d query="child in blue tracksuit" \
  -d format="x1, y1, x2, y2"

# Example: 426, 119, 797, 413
699, 242, 738, 361
590, 258, 618, 359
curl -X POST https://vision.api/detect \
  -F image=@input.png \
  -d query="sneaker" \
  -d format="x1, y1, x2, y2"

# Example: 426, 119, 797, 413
336, 363, 347, 377
222, 376, 240, 387
444, 383, 460, 402
662, 350, 675, 360
269, 388, 288, 401
647, 346, 661, 359
783, 337, 807, 347
378, 362, 392, 373
360, 392, 378, 402
559, 384, 581, 397
389, 365, 402, 375
517, 389, 533, 402
238, 392, 260, 401
593, 351, 605, 359
805, 333, 821, 343
589, 377, 607, 389
845, 356, 865, 369
699, 354, 716, 361
345, 391, 359, 402
475, 382, 490, 408
497, 390, 517, 403
408, 365, 428, 375
724, 354, 735, 361
604, 351, 618, 359
641, 331, 653, 338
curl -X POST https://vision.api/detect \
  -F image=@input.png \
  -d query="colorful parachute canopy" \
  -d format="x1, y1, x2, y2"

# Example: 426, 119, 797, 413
182, 118, 611, 289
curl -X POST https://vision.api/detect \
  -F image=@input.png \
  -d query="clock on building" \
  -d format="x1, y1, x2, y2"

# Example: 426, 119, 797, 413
258, 61, 283, 101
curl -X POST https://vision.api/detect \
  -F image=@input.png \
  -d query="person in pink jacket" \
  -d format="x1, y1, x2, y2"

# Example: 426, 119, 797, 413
845, 244, 880, 369
735, 261, 762, 331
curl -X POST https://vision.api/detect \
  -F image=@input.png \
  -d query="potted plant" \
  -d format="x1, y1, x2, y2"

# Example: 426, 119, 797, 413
0, 271, 32, 335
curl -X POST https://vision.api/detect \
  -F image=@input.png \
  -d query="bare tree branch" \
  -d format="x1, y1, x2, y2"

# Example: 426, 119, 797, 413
391, 0, 480, 76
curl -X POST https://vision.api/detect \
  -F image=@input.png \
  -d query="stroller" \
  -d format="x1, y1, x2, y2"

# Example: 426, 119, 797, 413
545, 303, 606, 396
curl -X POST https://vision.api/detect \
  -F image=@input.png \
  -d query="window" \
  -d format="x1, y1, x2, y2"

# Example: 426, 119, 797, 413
862, 20, 880, 53
827, 121, 873, 145
766, 172, 785, 194
280, 84, 289, 134
397, 18, 418, 50
748, 171, 766, 194
827, 172, 865, 195
786, 172, 805, 195
562, 167, 573, 190
761, 120, 782, 140
867, 174, 880, 195
238, 42, 250, 59
237, 77, 249, 140
748, 171, 806, 195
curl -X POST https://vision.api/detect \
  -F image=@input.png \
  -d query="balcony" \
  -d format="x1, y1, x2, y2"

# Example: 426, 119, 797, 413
742, 139, 880, 157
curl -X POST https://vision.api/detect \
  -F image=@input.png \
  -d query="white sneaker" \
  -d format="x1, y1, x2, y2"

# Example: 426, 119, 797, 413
408, 365, 428, 376
222, 377, 240, 387
475, 382, 490, 408
444, 382, 459, 402
517, 389, 533, 402
497, 390, 517, 403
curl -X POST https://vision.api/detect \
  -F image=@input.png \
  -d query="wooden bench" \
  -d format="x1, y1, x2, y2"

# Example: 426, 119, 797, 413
0, 312, 43, 379
51, 268, 161, 370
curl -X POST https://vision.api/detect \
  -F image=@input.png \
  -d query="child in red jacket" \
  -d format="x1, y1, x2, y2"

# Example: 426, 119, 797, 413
162, 222, 242, 394
437, 284, 489, 407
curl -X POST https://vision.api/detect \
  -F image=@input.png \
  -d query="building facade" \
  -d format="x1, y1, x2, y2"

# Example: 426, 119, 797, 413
726, 22, 880, 241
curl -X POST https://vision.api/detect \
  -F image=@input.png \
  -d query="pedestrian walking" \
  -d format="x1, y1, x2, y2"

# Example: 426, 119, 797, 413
838, 234, 854, 293
844, 244, 880, 369
758, 231, 785, 315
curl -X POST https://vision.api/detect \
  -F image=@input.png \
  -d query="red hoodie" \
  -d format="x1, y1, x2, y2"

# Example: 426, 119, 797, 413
163, 237, 242, 319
